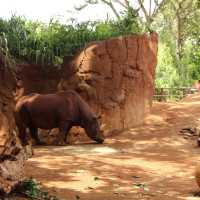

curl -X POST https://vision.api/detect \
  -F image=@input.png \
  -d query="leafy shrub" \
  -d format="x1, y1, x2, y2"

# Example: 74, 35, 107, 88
0, 13, 141, 65
18, 178, 59, 200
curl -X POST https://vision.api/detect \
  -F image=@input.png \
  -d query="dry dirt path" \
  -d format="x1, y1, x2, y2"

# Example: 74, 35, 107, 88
25, 94, 200, 200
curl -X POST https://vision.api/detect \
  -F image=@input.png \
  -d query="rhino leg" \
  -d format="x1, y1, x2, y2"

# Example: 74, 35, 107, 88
17, 123, 28, 146
29, 127, 44, 145
59, 121, 72, 144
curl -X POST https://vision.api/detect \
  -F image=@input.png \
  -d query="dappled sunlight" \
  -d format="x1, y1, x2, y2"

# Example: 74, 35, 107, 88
34, 145, 119, 155
26, 139, 199, 199
44, 169, 106, 193
145, 114, 168, 126
86, 155, 192, 177
26, 146, 154, 199
91, 146, 118, 154
28, 146, 198, 200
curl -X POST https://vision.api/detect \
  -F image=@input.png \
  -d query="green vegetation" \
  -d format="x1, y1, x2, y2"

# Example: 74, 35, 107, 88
153, 0, 200, 87
0, 0, 200, 88
0, 10, 141, 65
15, 178, 59, 200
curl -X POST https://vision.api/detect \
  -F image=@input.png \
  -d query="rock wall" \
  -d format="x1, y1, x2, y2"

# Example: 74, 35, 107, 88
0, 51, 31, 194
15, 33, 158, 143
59, 33, 158, 135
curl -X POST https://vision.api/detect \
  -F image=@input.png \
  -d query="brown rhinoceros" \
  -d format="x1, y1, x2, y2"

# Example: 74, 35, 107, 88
14, 90, 104, 145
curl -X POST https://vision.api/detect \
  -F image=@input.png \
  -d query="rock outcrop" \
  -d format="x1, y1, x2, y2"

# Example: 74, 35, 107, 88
59, 33, 158, 135
15, 33, 158, 143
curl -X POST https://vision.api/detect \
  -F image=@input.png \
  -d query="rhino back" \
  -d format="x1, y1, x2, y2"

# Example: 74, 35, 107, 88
24, 93, 78, 129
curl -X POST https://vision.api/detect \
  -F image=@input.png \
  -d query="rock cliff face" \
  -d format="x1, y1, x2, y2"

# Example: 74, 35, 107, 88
15, 33, 158, 143
59, 33, 158, 135
0, 51, 31, 194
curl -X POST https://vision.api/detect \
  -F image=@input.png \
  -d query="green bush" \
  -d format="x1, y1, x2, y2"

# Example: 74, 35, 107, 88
18, 178, 59, 200
156, 43, 180, 88
0, 13, 141, 65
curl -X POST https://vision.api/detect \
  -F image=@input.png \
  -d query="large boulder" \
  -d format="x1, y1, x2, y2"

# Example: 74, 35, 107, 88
59, 33, 158, 135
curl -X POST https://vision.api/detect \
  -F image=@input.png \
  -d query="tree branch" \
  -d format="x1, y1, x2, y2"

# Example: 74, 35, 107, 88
137, 0, 149, 23
113, 0, 129, 9
86, 0, 99, 4
149, 0, 152, 16
100, 0, 121, 19
152, 0, 168, 19
74, 4, 88, 11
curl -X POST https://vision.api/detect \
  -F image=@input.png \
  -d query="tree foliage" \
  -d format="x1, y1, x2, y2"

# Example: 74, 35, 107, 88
154, 0, 200, 86
0, 13, 141, 65
156, 43, 180, 88
76, 0, 168, 30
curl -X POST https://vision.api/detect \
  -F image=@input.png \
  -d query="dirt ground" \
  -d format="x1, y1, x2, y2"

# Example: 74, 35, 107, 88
25, 94, 200, 200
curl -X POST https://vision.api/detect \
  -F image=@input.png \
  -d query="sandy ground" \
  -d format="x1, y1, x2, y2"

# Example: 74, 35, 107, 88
25, 94, 200, 200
